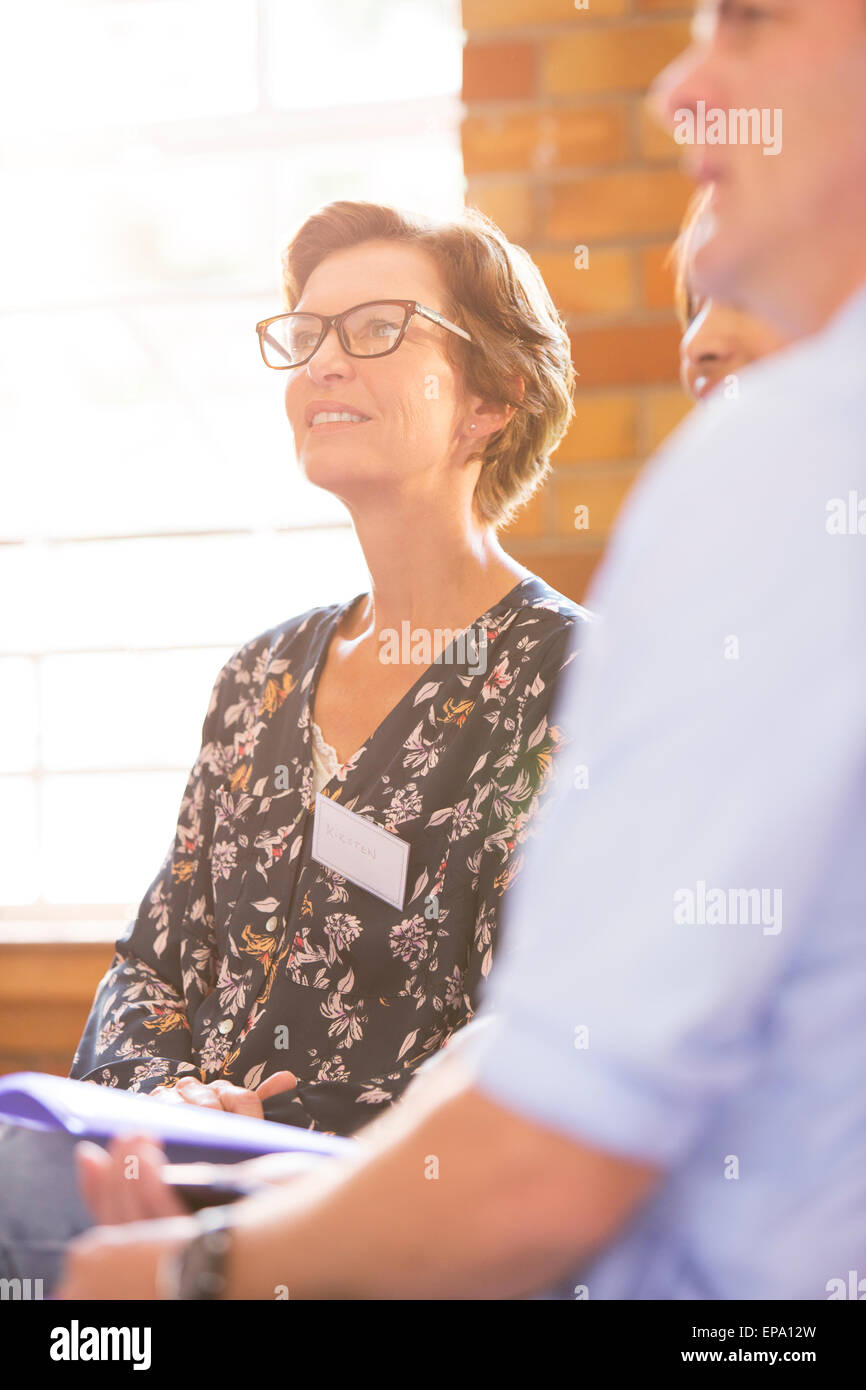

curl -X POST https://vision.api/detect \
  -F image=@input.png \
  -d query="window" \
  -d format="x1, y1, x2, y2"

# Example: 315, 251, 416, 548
0, 0, 465, 938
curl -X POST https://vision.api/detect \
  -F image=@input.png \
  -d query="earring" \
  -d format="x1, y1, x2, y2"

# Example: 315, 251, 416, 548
469, 424, 477, 431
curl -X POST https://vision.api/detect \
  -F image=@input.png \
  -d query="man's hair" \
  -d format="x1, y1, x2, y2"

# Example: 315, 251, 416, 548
280, 201, 576, 528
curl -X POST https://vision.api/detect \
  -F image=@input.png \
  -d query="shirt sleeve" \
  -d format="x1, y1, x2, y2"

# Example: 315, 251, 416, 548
69, 654, 237, 1094
460, 392, 866, 1165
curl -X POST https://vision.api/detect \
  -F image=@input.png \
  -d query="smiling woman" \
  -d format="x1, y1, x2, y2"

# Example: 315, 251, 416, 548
64, 200, 588, 1120
0, 199, 589, 1295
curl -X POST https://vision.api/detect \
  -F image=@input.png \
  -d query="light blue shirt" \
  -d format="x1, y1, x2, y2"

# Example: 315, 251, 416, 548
465, 284, 866, 1300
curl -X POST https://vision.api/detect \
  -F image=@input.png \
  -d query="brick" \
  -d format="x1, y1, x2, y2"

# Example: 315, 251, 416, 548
463, 41, 536, 101
543, 21, 691, 95
638, 101, 681, 162
465, 179, 534, 242
568, 322, 682, 388
548, 166, 692, 240
554, 467, 643, 538
634, 0, 693, 13
462, 103, 628, 175
463, 0, 628, 27
557, 392, 639, 463
505, 544, 604, 607
641, 241, 676, 310
646, 387, 692, 450
503, 487, 545, 538
533, 248, 633, 315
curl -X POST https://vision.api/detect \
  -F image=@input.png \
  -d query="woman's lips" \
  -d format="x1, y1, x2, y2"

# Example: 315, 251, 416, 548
307, 417, 371, 433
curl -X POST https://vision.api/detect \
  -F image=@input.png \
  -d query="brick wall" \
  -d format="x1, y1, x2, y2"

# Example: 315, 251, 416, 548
461, 0, 695, 603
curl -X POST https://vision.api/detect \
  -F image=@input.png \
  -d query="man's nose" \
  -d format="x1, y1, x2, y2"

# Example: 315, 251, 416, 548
648, 37, 717, 136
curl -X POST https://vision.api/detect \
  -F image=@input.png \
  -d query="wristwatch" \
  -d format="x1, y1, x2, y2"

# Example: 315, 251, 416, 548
157, 1206, 235, 1300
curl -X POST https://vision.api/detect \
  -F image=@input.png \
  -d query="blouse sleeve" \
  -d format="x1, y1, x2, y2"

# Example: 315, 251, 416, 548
448, 620, 581, 1035
68, 654, 236, 1094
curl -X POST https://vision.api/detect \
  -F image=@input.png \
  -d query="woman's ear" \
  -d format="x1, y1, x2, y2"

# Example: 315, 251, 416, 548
464, 387, 520, 442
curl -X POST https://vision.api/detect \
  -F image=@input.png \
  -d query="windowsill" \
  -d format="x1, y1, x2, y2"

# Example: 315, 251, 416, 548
0, 921, 124, 945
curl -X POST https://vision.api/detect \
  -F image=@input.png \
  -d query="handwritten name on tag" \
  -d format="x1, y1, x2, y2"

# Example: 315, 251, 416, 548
311, 793, 409, 909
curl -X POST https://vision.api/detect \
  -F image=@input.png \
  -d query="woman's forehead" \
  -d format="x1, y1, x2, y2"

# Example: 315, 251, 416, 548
297, 240, 445, 312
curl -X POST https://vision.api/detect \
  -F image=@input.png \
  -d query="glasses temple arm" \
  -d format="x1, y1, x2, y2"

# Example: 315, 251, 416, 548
415, 304, 472, 343
261, 327, 295, 365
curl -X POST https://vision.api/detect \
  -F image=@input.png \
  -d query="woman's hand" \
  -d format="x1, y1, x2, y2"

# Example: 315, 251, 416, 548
151, 1069, 297, 1118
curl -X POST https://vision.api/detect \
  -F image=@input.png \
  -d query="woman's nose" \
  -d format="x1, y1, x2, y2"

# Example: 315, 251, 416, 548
690, 338, 731, 367
305, 326, 356, 383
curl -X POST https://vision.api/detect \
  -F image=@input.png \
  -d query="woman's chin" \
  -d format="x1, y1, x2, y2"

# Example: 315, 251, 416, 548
299, 453, 380, 496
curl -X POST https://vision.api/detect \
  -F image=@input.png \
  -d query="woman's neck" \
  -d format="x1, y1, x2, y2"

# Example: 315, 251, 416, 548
345, 511, 529, 641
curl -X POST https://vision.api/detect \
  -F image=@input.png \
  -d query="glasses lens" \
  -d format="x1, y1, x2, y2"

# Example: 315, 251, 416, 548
341, 302, 407, 357
260, 315, 323, 367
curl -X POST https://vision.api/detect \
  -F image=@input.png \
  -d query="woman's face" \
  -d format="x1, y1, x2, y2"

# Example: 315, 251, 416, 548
283, 240, 474, 507
680, 297, 789, 402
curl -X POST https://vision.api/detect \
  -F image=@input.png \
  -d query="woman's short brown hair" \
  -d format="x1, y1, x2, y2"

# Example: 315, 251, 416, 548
280, 201, 575, 529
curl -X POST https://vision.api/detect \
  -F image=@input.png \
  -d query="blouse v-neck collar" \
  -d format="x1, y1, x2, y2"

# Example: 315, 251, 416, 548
301, 573, 545, 802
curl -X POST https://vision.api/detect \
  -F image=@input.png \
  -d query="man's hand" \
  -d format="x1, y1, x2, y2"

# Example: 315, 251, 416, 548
75, 1132, 327, 1228
76, 1134, 192, 1225
151, 1070, 297, 1118
56, 1216, 196, 1301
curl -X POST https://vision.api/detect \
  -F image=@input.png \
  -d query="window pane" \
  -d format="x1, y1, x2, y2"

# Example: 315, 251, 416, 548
0, 528, 368, 653
0, 156, 273, 310
1, 0, 463, 925
1, 295, 373, 540
0, 777, 39, 903
270, 130, 465, 235
264, 0, 462, 109
41, 769, 188, 904
0, 659, 39, 773
1, 2, 259, 134
41, 647, 235, 772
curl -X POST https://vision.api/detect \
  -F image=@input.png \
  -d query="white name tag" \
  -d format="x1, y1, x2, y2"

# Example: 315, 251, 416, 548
311, 793, 409, 910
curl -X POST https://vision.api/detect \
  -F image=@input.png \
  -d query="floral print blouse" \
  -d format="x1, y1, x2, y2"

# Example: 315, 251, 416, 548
70, 575, 589, 1135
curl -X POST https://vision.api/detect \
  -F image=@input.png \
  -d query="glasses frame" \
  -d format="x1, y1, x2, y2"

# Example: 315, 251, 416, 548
255, 299, 472, 370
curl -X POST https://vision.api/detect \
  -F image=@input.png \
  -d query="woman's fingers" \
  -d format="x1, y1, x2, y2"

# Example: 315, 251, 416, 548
150, 1084, 187, 1105
151, 1071, 298, 1119
173, 1077, 224, 1109
206, 1080, 264, 1118
256, 1070, 298, 1099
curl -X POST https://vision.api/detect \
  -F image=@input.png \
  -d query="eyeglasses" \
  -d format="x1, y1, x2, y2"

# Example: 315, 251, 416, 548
255, 299, 472, 370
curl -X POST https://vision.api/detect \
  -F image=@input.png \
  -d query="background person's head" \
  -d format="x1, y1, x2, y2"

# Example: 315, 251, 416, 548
672, 189, 790, 400
276, 201, 575, 531
653, 0, 866, 337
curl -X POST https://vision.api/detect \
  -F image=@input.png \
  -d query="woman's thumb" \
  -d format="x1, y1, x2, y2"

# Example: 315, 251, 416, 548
256, 1069, 298, 1097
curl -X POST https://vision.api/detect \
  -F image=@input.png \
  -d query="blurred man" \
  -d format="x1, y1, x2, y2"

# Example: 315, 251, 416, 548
672, 188, 790, 401
60, 0, 866, 1300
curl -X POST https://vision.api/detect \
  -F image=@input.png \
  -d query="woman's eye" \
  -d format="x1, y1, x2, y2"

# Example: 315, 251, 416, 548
367, 320, 399, 339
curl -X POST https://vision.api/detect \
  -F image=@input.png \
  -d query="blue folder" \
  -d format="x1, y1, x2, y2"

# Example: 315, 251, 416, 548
0, 1071, 355, 1164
